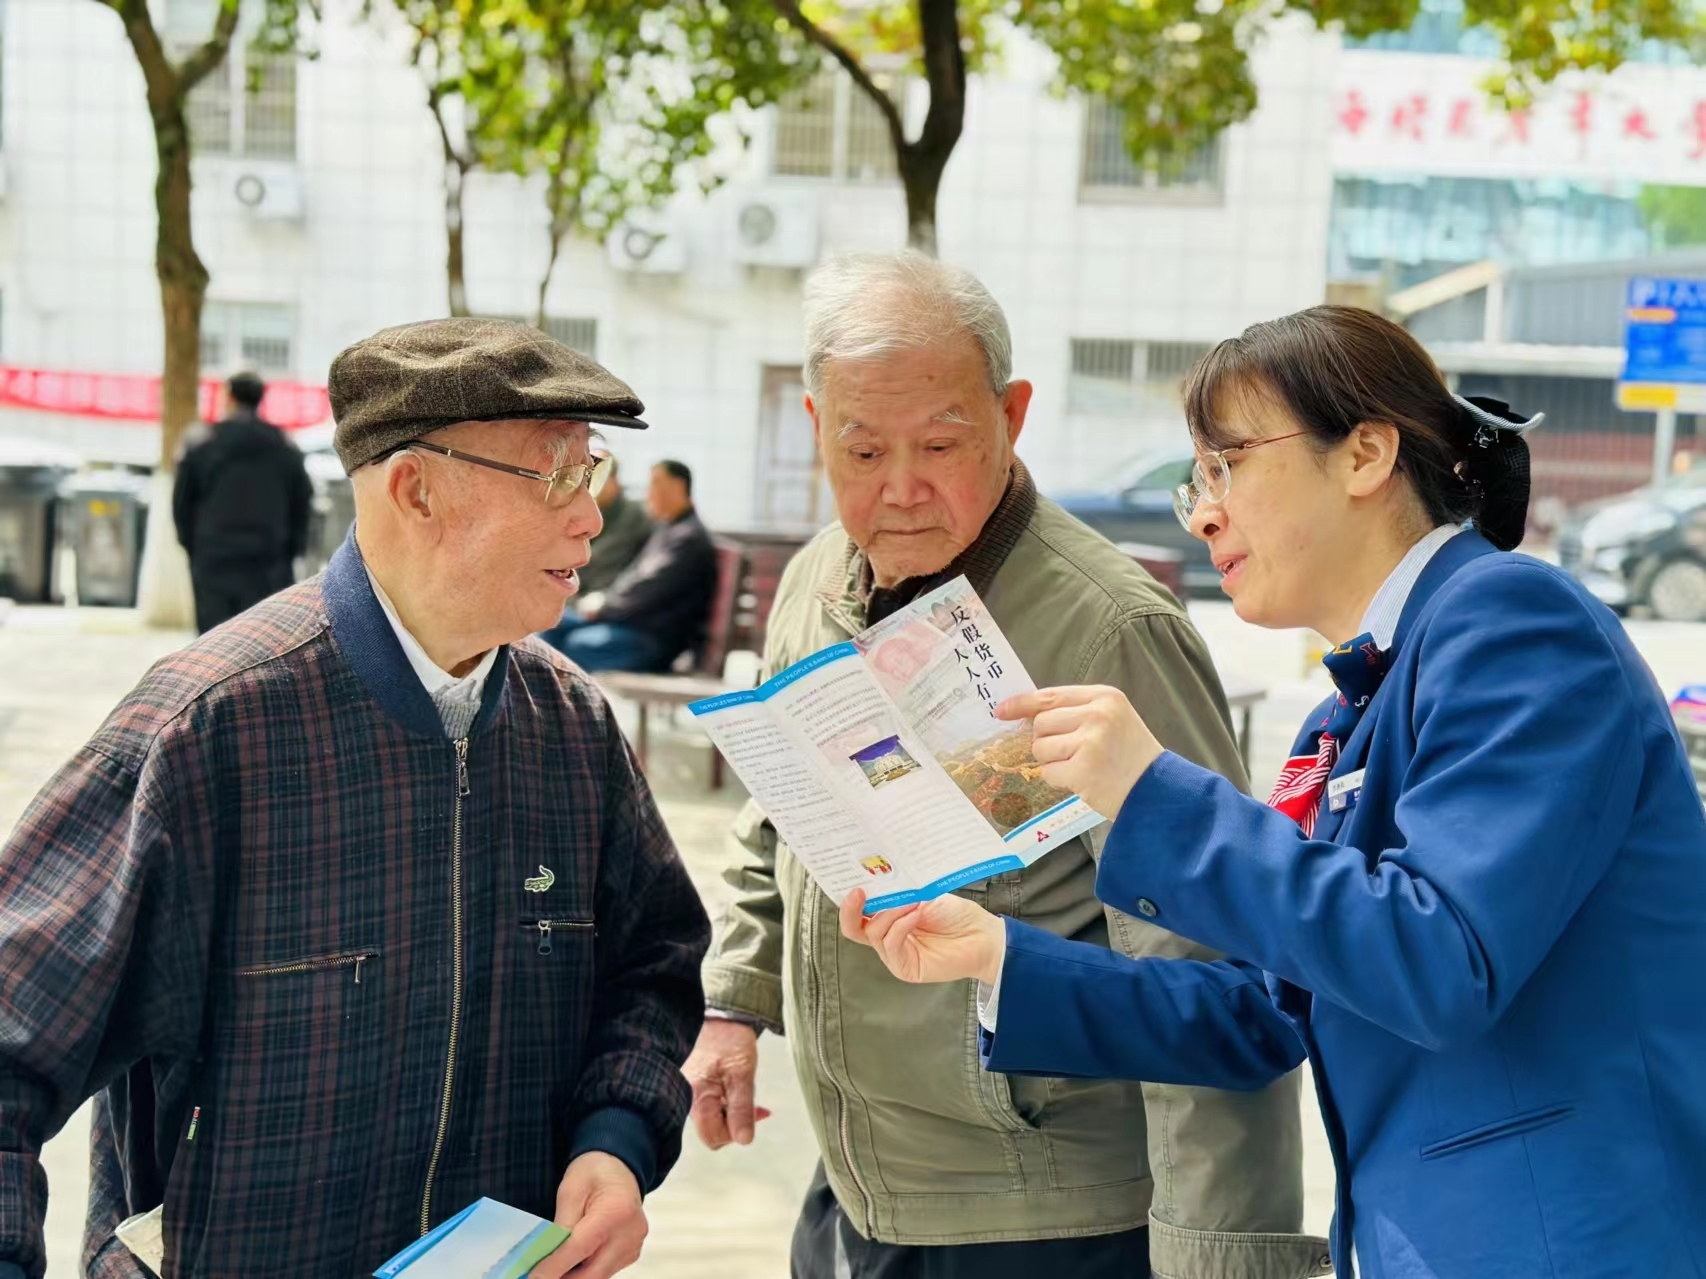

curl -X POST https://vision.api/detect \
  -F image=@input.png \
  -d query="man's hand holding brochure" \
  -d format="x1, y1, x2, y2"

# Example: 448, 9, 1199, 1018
690, 576, 1105, 912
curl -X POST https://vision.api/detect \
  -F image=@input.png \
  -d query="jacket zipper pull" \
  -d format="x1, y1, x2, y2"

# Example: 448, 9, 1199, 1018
354, 956, 365, 985
537, 919, 553, 956
455, 738, 471, 797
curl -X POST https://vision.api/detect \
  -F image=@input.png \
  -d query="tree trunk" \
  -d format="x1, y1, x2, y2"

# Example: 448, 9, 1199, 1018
535, 112, 588, 329
444, 153, 470, 317
156, 116, 209, 466
535, 227, 563, 330
900, 0, 967, 258
899, 150, 943, 255
108, 0, 238, 629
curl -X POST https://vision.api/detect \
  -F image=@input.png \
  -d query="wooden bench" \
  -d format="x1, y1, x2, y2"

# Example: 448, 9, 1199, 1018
598, 532, 808, 787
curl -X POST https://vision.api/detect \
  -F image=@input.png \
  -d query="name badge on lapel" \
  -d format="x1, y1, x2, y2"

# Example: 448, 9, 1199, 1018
1327, 768, 1367, 814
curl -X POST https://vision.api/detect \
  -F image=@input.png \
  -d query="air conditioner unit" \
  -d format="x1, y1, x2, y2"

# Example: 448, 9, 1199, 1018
730, 192, 818, 269
232, 169, 304, 221
606, 219, 687, 274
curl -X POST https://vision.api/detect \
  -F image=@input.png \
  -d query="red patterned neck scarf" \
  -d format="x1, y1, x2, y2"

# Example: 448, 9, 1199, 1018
1268, 633, 1391, 836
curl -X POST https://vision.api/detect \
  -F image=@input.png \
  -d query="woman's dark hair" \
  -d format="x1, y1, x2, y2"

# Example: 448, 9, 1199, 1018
1182, 305, 1530, 549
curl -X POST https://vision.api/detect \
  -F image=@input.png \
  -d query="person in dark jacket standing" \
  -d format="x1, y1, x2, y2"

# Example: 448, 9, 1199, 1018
541, 459, 716, 672
171, 371, 313, 633
0, 319, 709, 1279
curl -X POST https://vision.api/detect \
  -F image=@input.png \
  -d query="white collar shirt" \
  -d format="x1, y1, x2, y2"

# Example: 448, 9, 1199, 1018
1356, 524, 1463, 651
365, 568, 497, 706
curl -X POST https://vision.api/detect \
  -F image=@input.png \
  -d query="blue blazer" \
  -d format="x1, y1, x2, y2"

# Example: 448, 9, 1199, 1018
986, 531, 1706, 1277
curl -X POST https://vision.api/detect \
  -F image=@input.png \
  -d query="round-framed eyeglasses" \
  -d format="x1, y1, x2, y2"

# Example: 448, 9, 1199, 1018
405, 439, 612, 509
1173, 431, 1310, 530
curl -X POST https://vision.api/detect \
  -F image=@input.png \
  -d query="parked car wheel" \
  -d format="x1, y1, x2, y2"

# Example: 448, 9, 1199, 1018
1647, 556, 1706, 622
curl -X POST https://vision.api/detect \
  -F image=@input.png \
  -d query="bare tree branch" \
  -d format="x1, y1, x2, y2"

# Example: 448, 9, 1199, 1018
177, 0, 243, 94
770, 0, 909, 156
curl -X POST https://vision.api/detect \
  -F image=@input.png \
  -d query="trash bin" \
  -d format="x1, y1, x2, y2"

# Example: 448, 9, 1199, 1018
61, 470, 152, 607
0, 439, 81, 604
303, 450, 354, 577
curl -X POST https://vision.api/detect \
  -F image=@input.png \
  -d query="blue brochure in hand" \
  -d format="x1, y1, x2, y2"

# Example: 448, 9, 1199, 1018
374, 1198, 568, 1278
690, 575, 1105, 913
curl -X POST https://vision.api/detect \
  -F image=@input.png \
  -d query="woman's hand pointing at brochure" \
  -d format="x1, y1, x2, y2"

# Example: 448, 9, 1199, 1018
995, 685, 1164, 820
844, 683, 1164, 986
839, 889, 1006, 986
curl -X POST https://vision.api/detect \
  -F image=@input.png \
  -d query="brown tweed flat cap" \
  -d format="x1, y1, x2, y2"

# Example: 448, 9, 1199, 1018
329, 316, 647, 472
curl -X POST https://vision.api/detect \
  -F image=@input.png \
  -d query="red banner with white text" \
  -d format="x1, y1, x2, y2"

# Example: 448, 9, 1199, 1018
0, 365, 330, 430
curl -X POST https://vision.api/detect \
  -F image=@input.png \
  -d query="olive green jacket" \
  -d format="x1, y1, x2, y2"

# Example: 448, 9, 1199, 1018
704, 491, 1330, 1278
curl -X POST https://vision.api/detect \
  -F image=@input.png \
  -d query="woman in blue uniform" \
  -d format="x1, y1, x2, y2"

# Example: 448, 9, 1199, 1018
842, 307, 1706, 1278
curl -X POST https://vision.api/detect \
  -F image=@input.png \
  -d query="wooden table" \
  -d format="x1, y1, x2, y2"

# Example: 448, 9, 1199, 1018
1221, 676, 1268, 774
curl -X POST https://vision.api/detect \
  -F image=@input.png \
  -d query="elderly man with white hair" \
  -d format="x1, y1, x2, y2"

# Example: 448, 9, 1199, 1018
685, 254, 1328, 1279
0, 319, 708, 1279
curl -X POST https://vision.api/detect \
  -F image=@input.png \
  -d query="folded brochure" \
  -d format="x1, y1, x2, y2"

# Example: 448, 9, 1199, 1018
374, 1198, 567, 1278
690, 575, 1105, 911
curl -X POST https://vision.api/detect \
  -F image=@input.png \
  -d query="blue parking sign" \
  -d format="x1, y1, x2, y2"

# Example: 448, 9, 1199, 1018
1623, 275, 1706, 387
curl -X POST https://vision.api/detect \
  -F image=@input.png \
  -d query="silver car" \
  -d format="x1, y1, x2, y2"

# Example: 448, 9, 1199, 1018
1558, 463, 1706, 621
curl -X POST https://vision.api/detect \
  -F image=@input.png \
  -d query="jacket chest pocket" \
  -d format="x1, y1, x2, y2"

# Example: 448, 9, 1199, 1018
517, 914, 595, 956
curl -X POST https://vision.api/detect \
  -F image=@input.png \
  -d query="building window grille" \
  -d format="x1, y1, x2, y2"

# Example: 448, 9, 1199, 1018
242, 52, 297, 159
479, 316, 599, 359
772, 71, 900, 182
184, 53, 236, 156
1068, 339, 1138, 415
1068, 338, 1214, 414
203, 302, 294, 377
1080, 98, 1222, 201
1145, 340, 1214, 384
171, 5, 298, 163
544, 316, 599, 358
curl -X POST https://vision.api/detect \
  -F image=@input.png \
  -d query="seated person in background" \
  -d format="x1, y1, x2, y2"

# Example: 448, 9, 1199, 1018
542, 459, 716, 672
578, 451, 653, 594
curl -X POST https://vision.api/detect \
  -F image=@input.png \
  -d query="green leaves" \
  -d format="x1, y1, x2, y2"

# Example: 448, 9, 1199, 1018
380, 0, 816, 244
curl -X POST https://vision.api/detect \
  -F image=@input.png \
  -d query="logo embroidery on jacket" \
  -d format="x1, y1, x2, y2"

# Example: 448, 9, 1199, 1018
524, 865, 555, 893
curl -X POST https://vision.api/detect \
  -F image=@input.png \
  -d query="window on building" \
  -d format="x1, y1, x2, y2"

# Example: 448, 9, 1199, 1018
202, 303, 295, 376
1079, 99, 1222, 202
242, 53, 298, 158
1328, 174, 1661, 293
171, 0, 299, 164
184, 54, 235, 155
772, 71, 900, 182
544, 316, 598, 358
1068, 338, 1214, 414
755, 365, 833, 527
479, 316, 599, 359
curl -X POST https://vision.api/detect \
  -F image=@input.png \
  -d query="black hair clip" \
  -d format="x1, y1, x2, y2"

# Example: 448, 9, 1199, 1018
1453, 394, 1544, 448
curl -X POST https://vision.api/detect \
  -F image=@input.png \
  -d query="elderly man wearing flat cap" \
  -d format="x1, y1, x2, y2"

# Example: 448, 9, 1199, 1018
0, 319, 709, 1279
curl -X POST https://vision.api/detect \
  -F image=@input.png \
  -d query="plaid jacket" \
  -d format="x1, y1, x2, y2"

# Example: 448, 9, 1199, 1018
0, 536, 709, 1279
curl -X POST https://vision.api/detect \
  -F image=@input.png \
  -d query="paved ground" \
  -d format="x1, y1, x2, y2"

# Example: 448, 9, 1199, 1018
5, 599, 1702, 1276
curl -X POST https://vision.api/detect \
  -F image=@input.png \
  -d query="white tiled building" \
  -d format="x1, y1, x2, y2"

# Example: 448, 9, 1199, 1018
0, 0, 1338, 527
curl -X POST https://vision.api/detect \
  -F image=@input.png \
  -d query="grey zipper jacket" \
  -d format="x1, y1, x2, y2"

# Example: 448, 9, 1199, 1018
703, 468, 1330, 1277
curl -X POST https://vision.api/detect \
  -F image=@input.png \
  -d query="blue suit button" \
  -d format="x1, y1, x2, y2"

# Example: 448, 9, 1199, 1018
1136, 898, 1158, 918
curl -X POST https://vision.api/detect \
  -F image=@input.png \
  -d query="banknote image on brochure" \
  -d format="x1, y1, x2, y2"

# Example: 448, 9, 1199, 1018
689, 576, 1105, 912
